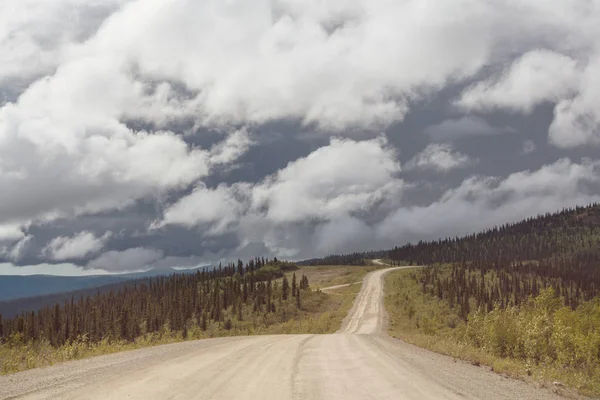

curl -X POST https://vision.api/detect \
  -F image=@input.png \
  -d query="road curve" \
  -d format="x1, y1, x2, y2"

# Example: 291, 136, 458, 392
0, 267, 562, 400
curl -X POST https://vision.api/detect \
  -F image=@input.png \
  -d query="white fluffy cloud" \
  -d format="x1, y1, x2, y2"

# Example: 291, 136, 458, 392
548, 57, 600, 148
161, 136, 402, 229
0, 58, 255, 226
158, 136, 404, 257
455, 48, 600, 149
209, 129, 255, 166
0, 262, 116, 276
0, 223, 26, 242
407, 143, 475, 172
253, 136, 402, 222
0, 59, 211, 224
0, 0, 131, 90
457, 50, 581, 113
159, 183, 249, 234
5, 0, 503, 134
2, 0, 599, 227
42, 231, 110, 261
233, 157, 600, 258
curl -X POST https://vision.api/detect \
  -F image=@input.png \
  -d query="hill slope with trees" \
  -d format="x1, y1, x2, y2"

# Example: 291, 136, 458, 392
389, 203, 600, 309
298, 251, 388, 266
0, 258, 346, 374
384, 203, 600, 396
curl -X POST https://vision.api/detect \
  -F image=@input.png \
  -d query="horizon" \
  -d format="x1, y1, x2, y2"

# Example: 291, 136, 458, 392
0, 264, 209, 277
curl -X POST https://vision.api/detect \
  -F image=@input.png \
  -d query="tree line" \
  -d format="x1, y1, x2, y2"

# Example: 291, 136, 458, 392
390, 203, 600, 313
298, 251, 387, 266
0, 258, 309, 347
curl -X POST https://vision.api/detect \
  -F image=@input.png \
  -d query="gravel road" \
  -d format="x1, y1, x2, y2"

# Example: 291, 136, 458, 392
0, 267, 563, 400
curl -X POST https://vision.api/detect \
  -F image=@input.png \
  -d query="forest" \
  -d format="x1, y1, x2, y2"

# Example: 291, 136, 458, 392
385, 203, 600, 395
298, 250, 387, 266
0, 258, 309, 348
389, 203, 600, 312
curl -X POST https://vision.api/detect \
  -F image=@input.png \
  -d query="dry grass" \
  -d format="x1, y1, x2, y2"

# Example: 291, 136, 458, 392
286, 265, 378, 290
384, 269, 597, 398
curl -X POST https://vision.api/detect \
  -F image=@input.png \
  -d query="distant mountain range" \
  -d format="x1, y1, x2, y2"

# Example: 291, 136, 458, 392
0, 266, 208, 303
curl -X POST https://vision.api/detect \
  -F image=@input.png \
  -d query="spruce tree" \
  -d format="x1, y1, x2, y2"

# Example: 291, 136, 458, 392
282, 276, 290, 300
201, 312, 208, 331
267, 277, 273, 314
292, 273, 297, 297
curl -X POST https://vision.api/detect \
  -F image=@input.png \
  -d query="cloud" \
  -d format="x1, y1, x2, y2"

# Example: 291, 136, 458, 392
42, 231, 110, 261
453, 48, 600, 149
456, 50, 580, 113
548, 57, 600, 148
378, 158, 600, 242
39, 0, 504, 133
0, 64, 212, 224
0, 223, 26, 242
87, 247, 164, 272
407, 143, 476, 172
6, 235, 35, 262
238, 157, 600, 258
253, 136, 403, 223
160, 136, 402, 229
0, 0, 131, 92
425, 116, 515, 141
158, 183, 249, 234
312, 216, 374, 255
157, 136, 404, 257
0, 262, 119, 276
0, 62, 254, 226
209, 128, 255, 166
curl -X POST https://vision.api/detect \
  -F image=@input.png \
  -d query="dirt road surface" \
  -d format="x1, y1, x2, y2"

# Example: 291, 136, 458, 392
0, 267, 562, 400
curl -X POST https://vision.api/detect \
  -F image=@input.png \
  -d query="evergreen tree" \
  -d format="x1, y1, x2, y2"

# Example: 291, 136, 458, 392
292, 273, 297, 297
201, 312, 208, 331
282, 276, 290, 300
0, 257, 305, 348
296, 289, 301, 309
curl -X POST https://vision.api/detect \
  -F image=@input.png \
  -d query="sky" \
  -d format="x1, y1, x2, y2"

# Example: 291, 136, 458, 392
1, 0, 600, 275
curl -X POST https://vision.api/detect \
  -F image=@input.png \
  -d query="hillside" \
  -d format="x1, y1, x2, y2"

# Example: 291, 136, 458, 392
0, 258, 370, 374
0, 275, 129, 302
0, 280, 144, 319
0, 259, 301, 348
389, 203, 600, 265
298, 250, 388, 266
0, 267, 207, 302
388, 203, 600, 307
383, 203, 600, 396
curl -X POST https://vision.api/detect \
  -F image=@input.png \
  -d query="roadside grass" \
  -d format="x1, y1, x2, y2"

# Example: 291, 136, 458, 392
384, 269, 599, 398
1, 266, 366, 375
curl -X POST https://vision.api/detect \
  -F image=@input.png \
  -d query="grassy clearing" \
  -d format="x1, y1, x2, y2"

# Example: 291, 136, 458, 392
1, 266, 366, 375
384, 269, 598, 398
286, 265, 378, 289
